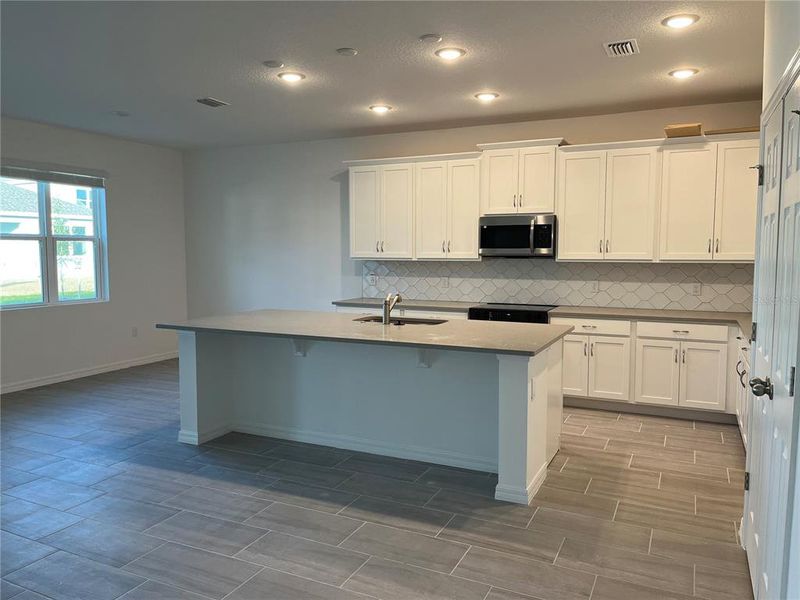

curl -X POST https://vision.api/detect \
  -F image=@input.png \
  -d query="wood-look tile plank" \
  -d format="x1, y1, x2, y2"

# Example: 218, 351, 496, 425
590, 576, 696, 600
144, 510, 265, 556
605, 440, 694, 463
253, 480, 358, 514
528, 507, 651, 553
425, 488, 535, 528
649, 529, 749, 574
337, 472, 438, 506
586, 479, 695, 514
227, 565, 371, 600
614, 502, 737, 543
245, 502, 362, 545
531, 486, 618, 520
340, 495, 453, 536
694, 565, 754, 600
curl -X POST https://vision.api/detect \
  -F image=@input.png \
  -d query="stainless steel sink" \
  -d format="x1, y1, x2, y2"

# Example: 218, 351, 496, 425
354, 315, 447, 326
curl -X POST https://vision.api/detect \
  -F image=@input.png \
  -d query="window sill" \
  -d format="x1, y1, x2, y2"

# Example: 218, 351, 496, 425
0, 298, 109, 311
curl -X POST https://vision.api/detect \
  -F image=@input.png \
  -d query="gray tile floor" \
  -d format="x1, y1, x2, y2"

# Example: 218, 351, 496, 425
0, 360, 753, 600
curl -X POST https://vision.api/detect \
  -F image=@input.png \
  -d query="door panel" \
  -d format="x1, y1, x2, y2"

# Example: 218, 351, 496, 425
714, 140, 760, 261
415, 162, 448, 259
349, 167, 380, 257
518, 146, 555, 213
659, 144, 717, 260
381, 164, 414, 258
557, 151, 606, 260
482, 150, 518, 214
678, 341, 727, 410
635, 338, 680, 406
588, 335, 630, 401
562, 334, 588, 397
447, 159, 480, 259
605, 148, 657, 261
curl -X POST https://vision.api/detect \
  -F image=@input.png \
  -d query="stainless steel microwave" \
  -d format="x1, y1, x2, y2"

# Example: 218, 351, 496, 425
479, 214, 556, 258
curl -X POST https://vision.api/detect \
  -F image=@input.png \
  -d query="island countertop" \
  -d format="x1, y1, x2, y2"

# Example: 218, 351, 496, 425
157, 309, 572, 356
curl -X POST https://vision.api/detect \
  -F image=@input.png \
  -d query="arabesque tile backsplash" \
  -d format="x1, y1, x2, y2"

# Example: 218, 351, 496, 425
362, 260, 754, 312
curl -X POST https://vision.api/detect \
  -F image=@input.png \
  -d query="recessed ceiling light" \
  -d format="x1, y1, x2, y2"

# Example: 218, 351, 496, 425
277, 72, 306, 83
419, 33, 443, 43
669, 68, 699, 79
662, 14, 699, 29
369, 104, 393, 113
336, 47, 358, 56
263, 60, 284, 69
475, 92, 499, 102
435, 47, 466, 61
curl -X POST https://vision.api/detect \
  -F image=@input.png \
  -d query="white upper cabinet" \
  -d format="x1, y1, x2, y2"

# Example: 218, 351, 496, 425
713, 140, 760, 261
478, 139, 561, 215
349, 166, 381, 258
415, 158, 480, 260
556, 144, 658, 262
349, 163, 413, 259
604, 147, 658, 260
557, 150, 606, 260
658, 136, 758, 262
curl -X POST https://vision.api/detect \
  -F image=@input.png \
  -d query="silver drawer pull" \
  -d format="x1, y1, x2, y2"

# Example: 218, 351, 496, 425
581, 325, 597, 329
672, 329, 690, 334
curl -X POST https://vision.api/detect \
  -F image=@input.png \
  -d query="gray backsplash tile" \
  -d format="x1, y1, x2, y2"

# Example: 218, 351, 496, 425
362, 260, 753, 312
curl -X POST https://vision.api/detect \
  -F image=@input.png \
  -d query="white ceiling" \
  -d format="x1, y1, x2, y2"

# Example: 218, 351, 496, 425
0, 1, 764, 149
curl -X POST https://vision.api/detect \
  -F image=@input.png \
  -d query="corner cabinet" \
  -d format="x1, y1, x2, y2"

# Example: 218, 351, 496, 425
658, 137, 759, 262
415, 158, 480, 260
556, 144, 658, 261
349, 163, 413, 259
477, 139, 562, 215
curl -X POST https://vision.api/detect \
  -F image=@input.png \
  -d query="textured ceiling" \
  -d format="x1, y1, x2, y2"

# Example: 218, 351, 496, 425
0, 1, 764, 148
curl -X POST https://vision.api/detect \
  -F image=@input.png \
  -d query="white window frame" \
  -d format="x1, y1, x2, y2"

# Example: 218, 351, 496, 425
1, 171, 109, 309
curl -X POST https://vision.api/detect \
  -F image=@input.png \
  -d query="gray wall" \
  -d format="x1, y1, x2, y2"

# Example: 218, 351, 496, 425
183, 100, 761, 317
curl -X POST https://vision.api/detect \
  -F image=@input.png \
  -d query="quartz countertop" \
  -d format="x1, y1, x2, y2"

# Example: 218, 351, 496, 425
157, 309, 572, 356
332, 298, 752, 336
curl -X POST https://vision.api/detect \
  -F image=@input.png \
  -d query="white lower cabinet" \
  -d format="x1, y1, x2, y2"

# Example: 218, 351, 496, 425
562, 334, 589, 397
559, 331, 630, 401
635, 338, 680, 406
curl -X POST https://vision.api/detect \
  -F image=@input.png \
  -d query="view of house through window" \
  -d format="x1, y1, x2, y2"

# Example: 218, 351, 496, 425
0, 170, 107, 307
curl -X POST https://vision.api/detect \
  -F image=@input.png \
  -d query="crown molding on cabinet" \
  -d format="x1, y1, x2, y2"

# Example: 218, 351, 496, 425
560, 132, 758, 153
343, 151, 481, 166
476, 137, 564, 150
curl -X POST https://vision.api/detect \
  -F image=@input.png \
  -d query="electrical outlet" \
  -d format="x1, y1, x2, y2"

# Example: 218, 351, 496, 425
442, 277, 450, 289
367, 273, 377, 287
131, 327, 138, 338
590, 280, 600, 294
691, 283, 702, 296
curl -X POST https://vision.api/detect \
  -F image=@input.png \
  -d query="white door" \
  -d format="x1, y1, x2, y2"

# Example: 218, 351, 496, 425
678, 341, 727, 410
635, 338, 680, 406
481, 149, 518, 214
746, 75, 800, 600
557, 151, 606, 260
349, 166, 380, 257
447, 159, 480, 260
658, 144, 717, 260
562, 334, 588, 397
604, 147, 658, 261
518, 146, 555, 213
588, 335, 630, 401
415, 162, 448, 259
380, 163, 414, 258
713, 140, 760, 261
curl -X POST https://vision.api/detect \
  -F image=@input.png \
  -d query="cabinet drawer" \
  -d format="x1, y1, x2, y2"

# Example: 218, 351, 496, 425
550, 317, 631, 336
636, 321, 728, 342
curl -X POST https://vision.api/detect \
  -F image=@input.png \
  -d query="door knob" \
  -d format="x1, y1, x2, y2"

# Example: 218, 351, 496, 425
749, 377, 774, 400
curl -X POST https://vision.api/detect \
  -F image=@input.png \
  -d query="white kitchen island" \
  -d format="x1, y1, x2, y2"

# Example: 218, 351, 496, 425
157, 310, 571, 504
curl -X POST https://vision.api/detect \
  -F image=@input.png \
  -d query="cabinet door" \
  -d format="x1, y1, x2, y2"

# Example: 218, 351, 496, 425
415, 162, 448, 259
713, 140, 759, 261
518, 146, 556, 213
447, 159, 480, 259
679, 341, 727, 410
659, 144, 717, 260
481, 149, 519, 214
588, 335, 631, 401
381, 163, 414, 258
605, 147, 657, 261
556, 151, 606, 260
562, 334, 589, 397
635, 338, 680, 406
349, 166, 380, 258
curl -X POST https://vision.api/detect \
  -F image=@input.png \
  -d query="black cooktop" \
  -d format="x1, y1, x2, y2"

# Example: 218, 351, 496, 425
473, 303, 558, 312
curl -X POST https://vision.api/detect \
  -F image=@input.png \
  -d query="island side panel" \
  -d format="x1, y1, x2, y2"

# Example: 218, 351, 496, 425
192, 333, 501, 472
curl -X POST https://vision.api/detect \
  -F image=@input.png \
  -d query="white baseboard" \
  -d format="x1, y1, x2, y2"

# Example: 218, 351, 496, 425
1, 351, 178, 394
495, 461, 548, 505
232, 421, 497, 473
179, 424, 231, 446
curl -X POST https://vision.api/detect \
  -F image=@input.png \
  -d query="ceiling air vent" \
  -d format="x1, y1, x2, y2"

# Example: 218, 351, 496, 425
196, 97, 230, 108
603, 39, 640, 58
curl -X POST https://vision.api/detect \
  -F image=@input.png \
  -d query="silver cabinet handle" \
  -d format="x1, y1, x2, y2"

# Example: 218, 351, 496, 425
519, 194, 523, 206
442, 241, 445, 253
606, 240, 610, 253
583, 342, 587, 356
674, 348, 678, 363
682, 350, 686, 364
376, 241, 380, 253
380, 241, 384, 252
708, 238, 712, 253
447, 240, 451, 252
513, 194, 517, 207
581, 325, 597, 329
590, 342, 594, 357
715, 238, 720, 253
672, 329, 690, 334
599, 240, 603, 252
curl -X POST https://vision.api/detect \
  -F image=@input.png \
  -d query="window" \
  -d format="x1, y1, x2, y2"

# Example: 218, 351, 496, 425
0, 166, 107, 308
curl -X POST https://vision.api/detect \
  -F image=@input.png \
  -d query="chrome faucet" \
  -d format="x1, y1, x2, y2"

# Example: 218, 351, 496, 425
382, 292, 402, 324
